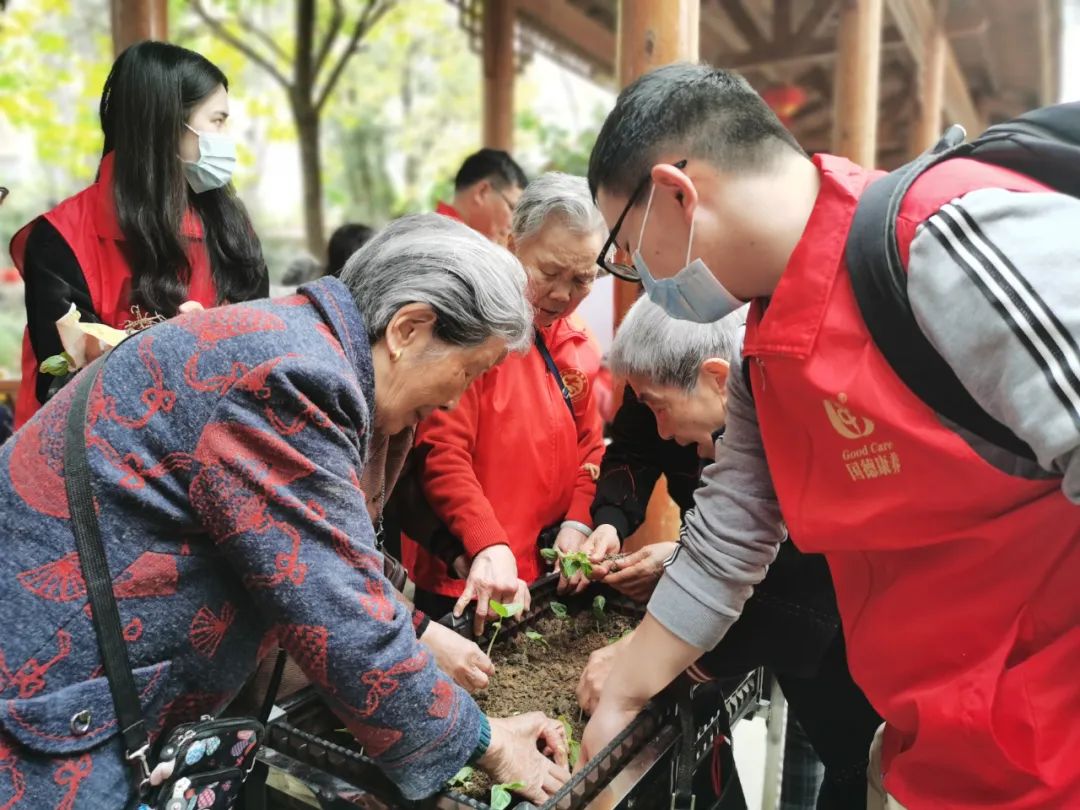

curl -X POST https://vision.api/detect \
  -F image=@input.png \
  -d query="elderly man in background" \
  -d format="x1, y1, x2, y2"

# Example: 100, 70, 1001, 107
436, 148, 529, 247
0, 215, 570, 808
402, 173, 610, 630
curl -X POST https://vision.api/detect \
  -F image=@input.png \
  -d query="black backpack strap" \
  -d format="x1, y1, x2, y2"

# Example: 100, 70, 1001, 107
846, 126, 1038, 460
63, 361, 154, 788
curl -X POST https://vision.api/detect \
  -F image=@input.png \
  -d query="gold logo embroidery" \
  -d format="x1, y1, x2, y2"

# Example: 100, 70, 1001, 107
560, 368, 589, 403
823, 393, 875, 439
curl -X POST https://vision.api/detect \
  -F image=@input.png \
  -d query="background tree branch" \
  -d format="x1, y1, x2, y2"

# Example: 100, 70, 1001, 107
188, 0, 291, 90
312, 0, 345, 82
316, 0, 392, 112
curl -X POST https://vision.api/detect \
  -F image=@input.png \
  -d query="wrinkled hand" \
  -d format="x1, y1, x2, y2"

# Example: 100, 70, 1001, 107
420, 621, 495, 693
576, 629, 634, 715
480, 713, 571, 803
454, 544, 529, 636
178, 300, 205, 314
593, 541, 676, 603
578, 698, 642, 773
552, 526, 590, 594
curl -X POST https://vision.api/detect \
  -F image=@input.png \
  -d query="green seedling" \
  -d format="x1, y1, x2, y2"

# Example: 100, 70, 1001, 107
592, 595, 607, 633
524, 630, 548, 648
608, 627, 633, 645
549, 601, 569, 620
558, 715, 582, 768
486, 599, 523, 656
490, 781, 526, 810
540, 547, 594, 579
446, 765, 475, 790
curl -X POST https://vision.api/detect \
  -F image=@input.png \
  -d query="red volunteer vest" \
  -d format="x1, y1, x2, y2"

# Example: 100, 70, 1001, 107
10, 153, 216, 427
745, 154, 1080, 808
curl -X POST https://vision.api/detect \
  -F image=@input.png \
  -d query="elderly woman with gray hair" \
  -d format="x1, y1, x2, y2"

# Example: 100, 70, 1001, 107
0, 214, 571, 808
401, 173, 609, 630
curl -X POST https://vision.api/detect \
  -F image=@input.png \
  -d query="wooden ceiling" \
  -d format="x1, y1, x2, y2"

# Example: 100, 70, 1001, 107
454, 0, 1063, 169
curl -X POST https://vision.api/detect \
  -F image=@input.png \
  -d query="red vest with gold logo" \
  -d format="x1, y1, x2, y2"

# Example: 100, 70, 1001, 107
744, 155, 1080, 807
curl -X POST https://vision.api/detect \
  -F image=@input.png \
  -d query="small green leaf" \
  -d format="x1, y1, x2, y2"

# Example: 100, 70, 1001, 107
549, 601, 569, 619
540, 547, 559, 561
488, 600, 523, 619
447, 765, 474, 788
557, 716, 581, 767
490, 781, 526, 810
592, 595, 607, 623
39, 352, 73, 376
524, 630, 548, 647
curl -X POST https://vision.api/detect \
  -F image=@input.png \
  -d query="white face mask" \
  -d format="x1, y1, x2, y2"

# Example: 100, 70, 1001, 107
631, 185, 743, 323
182, 124, 237, 193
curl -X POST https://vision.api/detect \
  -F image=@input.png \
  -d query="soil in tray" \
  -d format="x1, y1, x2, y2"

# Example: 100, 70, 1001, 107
456, 609, 636, 801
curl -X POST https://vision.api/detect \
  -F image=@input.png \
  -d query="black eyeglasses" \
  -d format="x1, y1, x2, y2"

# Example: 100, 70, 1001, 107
595, 159, 688, 282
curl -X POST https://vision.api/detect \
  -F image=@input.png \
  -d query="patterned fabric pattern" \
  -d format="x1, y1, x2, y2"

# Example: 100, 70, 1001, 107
0, 278, 481, 808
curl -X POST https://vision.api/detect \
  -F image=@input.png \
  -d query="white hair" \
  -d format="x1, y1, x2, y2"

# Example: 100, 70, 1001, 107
340, 213, 532, 352
512, 172, 607, 244
609, 298, 748, 390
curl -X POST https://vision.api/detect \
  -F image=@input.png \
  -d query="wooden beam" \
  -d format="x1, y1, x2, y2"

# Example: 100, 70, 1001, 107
719, 0, 767, 49
794, 0, 839, 41
886, 0, 984, 138
516, 0, 616, 77
1037, 0, 1059, 106
614, 0, 700, 552
718, 25, 903, 71
481, 0, 515, 151
110, 0, 167, 55
774, 0, 794, 43
909, 0, 947, 154
832, 0, 883, 166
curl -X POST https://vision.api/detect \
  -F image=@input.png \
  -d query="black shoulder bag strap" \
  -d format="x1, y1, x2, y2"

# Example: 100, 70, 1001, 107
534, 331, 575, 417
64, 361, 155, 786
64, 361, 287, 797
845, 125, 1038, 460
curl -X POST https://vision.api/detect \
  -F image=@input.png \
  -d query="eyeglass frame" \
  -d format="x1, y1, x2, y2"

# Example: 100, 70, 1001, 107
594, 159, 688, 282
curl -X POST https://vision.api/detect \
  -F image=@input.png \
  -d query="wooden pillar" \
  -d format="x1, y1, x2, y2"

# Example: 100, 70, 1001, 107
110, 0, 167, 56
482, 0, 516, 151
832, 0, 883, 165
615, 0, 700, 552
909, 0, 948, 154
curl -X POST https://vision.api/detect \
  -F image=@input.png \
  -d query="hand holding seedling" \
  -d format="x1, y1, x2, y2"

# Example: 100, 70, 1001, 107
596, 541, 677, 603
455, 544, 530, 636
420, 620, 495, 693
480, 713, 571, 804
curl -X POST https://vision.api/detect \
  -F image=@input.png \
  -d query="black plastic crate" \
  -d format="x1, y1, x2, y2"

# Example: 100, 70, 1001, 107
262, 575, 763, 810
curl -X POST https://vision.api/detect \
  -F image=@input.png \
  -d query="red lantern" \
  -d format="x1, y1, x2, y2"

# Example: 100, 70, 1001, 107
762, 84, 808, 125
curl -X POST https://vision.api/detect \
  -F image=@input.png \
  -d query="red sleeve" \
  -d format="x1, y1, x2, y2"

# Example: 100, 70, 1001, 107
416, 374, 507, 556
564, 368, 605, 527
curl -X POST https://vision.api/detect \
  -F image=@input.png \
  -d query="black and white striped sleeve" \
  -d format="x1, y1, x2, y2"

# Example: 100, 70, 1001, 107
907, 187, 1080, 500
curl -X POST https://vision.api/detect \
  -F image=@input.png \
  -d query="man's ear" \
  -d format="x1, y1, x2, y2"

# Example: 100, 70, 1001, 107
699, 358, 730, 392
652, 163, 698, 225
383, 302, 438, 357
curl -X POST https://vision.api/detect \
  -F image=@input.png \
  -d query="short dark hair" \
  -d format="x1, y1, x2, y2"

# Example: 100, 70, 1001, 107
454, 148, 528, 192
325, 223, 374, 278
588, 63, 805, 200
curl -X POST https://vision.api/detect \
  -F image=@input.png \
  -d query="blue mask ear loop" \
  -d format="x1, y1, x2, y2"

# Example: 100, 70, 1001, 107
636, 182, 657, 256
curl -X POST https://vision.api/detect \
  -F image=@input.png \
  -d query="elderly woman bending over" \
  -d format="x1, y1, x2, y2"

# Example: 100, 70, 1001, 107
402, 173, 612, 629
0, 215, 570, 808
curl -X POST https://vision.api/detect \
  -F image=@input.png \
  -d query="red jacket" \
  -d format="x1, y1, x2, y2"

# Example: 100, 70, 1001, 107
745, 154, 1079, 806
401, 317, 605, 597
9, 152, 216, 427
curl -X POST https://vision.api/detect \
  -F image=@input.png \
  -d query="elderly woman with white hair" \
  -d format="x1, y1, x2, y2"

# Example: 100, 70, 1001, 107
0, 215, 571, 808
401, 173, 609, 630
578, 297, 882, 808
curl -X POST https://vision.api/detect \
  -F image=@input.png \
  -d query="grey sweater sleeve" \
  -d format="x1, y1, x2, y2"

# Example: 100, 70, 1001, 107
907, 188, 1080, 500
648, 354, 787, 650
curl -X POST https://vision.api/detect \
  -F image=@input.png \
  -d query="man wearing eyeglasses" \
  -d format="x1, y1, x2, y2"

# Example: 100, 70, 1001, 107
435, 148, 528, 247
578, 64, 1080, 810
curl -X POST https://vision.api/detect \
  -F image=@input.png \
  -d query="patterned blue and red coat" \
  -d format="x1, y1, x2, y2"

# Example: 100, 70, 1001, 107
0, 277, 482, 808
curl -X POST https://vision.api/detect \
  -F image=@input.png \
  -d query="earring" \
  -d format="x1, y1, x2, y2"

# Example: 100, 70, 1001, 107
391, 349, 402, 362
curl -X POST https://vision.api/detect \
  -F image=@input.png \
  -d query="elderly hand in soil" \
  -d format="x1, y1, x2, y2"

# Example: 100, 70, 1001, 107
554, 525, 619, 594
420, 620, 495, 693
593, 541, 677, 603
576, 628, 635, 715
480, 713, 572, 803
455, 544, 530, 636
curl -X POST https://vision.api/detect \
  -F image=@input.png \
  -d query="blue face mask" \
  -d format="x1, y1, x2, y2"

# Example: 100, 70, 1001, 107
632, 185, 743, 323
182, 124, 237, 193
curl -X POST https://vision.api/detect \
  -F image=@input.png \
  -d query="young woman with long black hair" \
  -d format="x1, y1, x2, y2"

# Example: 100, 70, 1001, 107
9, 40, 268, 427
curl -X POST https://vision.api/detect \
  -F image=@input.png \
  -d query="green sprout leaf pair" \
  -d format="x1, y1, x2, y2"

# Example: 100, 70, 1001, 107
446, 765, 474, 789
524, 629, 548, 648
490, 781, 526, 810
557, 715, 582, 768
549, 601, 569, 620
39, 352, 74, 377
486, 599, 524, 656
592, 595, 606, 632
540, 547, 594, 579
